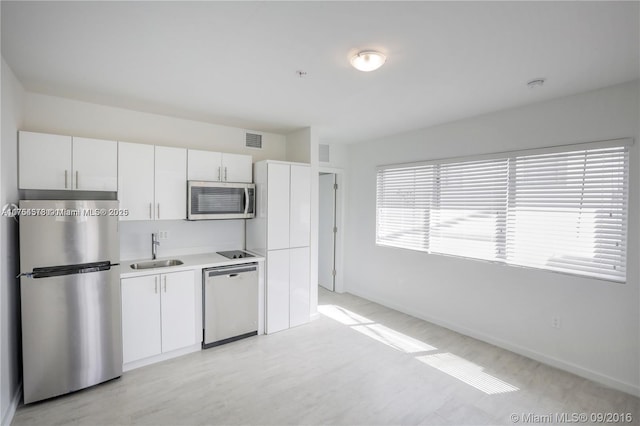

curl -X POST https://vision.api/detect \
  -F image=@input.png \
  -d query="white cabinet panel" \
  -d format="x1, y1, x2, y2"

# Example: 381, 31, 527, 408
118, 142, 155, 221
188, 150, 252, 183
187, 149, 222, 181
72, 137, 118, 191
19, 131, 72, 190
160, 270, 197, 353
222, 153, 252, 183
121, 275, 162, 364
266, 250, 290, 334
19, 132, 118, 191
123, 270, 198, 364
155, 146, 187, 220
289, 165, 311, 248
267, 163, 290, 250
289, 247, 310, 328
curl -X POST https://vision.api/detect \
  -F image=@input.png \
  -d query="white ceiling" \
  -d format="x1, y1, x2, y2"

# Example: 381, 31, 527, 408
2, 1, 638, 144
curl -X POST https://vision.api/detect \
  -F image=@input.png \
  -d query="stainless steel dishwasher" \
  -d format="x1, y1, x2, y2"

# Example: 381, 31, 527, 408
203, 263, 259, 348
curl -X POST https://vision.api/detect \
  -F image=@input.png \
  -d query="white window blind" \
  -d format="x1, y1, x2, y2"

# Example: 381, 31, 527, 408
376, 165, 434, 252
506, 145, 628, 282
430, 158, 508, 261
376, 139, 630, 283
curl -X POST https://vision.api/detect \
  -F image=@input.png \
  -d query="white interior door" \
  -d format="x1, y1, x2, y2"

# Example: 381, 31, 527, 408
318, 173, 336, 291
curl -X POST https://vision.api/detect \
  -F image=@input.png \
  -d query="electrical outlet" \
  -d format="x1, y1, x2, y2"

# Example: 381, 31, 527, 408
551, 316, 562, 329
158, 231, 169, 240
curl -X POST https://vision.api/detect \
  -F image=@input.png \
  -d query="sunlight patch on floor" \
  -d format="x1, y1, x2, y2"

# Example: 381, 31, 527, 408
417, 352, 520, 395
318, 304, 373, 326
319, 303, 519, 395
319, 304, 436, 353
352, 323, 437, 353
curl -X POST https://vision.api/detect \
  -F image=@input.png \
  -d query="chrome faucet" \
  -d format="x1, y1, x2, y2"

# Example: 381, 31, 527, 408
152, 233, 160, 260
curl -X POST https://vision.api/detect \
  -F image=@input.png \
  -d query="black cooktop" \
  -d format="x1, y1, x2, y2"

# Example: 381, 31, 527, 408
217, 250, 255, 260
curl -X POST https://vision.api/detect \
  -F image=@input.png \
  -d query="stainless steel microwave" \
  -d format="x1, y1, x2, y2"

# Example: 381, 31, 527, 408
187, 181, 255, 220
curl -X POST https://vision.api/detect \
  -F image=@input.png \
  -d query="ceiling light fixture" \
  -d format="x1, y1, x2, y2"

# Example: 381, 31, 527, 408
350, 50, 386, 72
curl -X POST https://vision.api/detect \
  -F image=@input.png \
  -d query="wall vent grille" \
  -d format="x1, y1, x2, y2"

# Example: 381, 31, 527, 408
246, 133, 263, 149
319, 144, 330, 162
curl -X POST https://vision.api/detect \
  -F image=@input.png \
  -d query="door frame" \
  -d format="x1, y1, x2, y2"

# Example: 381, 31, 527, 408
318, 167, 345, 293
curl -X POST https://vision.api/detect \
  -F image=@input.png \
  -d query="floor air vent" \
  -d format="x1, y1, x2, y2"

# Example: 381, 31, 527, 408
246, 133, 263, 149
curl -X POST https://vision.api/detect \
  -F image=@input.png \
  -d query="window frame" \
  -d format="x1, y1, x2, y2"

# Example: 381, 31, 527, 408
375, 138, 632, 283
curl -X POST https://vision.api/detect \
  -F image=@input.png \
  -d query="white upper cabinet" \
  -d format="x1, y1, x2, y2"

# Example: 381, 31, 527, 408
19, 131, 72, 190
222, 153, 252, 183
72, 137, 118, 191
155, 146, 187, 220
19, 131, 117, 191
266, 163, 291, 250
187, 149, 252, 183
289, 165, 311, 248
119, 143, 186, 221
187, 150, 222, 181
118, 142, 155, 221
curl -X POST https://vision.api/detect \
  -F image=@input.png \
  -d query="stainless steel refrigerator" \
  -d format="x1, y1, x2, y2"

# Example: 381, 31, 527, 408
18, 199, 122, 404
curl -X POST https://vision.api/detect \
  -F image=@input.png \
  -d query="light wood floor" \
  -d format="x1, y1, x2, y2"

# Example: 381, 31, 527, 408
12, 288, 640, 425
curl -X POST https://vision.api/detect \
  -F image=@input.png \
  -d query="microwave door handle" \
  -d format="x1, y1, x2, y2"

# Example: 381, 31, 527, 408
244, 187, 249, 215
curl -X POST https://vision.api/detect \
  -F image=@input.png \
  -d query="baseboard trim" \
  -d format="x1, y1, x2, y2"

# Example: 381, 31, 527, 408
348, 287, 640, 398
123, 344, 201, 372
1, 382, 22, 426
310, 312, 321, 321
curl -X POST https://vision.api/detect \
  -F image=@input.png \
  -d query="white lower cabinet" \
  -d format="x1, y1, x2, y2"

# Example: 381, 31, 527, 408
265, 247, 310, 334
289, 247, 311, 328
122, 270, 196, 364
266, 250, 290, 334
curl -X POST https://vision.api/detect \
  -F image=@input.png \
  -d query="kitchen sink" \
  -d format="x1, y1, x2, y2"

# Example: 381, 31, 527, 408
130, 259, 184, 270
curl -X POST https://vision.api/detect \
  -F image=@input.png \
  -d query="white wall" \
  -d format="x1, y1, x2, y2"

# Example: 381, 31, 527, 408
344, 80, 640, 396
319, 142, 348, 169
285, 128, 311, 163
1, 58, 24, 425
22, 92, 287, 161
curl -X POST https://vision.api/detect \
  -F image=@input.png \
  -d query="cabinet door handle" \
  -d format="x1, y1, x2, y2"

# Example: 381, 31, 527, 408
149, 203, 152, 219
157, 203, 160, 219
154, 276, 158, 294
64, 170, 68, 188
218, 166, 221, 181
75, 171, 79, 189
163, 275, 167, 292
224, 167, 228, 181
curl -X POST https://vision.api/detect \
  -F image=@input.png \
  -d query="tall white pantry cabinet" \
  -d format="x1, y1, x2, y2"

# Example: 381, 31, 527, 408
247, 161, 311, 334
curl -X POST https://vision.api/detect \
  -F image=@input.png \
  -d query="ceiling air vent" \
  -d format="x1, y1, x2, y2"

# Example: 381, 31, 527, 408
319, 144, 330, 163
245, 133, 263, 149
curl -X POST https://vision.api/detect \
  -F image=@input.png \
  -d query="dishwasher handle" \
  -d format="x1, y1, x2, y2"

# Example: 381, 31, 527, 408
205, 263, 258, 278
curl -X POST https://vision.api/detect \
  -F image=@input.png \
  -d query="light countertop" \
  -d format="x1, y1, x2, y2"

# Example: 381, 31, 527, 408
120, 251, 265, 279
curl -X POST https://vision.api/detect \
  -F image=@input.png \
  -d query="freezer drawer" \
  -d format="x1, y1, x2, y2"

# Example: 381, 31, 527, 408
19, 200, 119, 272
203, 263, 258, 348
21, 266, 122, 404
